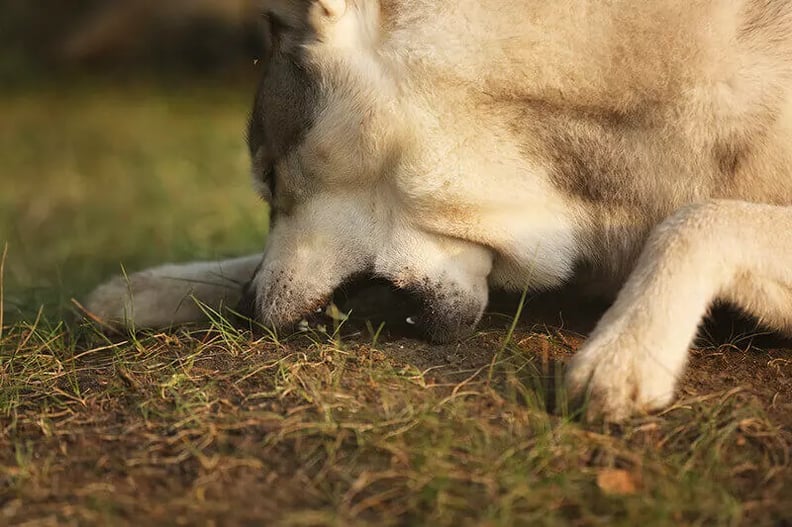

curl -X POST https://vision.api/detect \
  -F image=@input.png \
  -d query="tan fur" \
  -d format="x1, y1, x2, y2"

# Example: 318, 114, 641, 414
87, 0, 792, 420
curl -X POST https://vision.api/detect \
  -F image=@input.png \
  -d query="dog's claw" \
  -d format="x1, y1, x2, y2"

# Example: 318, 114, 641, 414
566, 334, 678, 422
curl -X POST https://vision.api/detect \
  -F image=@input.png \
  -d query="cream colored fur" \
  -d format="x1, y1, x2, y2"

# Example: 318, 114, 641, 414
86, 0, 792, 420
86, 255, 262, 328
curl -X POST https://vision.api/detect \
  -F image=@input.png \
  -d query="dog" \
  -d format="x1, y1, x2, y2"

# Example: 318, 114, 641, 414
86, 0, 792, 421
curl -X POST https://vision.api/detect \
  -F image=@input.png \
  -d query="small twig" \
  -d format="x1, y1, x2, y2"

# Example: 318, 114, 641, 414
71, 297, 117, 332
487, 287, 529, 384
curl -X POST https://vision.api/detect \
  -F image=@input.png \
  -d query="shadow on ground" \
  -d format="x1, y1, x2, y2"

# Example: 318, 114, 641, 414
326, 280, 792, 425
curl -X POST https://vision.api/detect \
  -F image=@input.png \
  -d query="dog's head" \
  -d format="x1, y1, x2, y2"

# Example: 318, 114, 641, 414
244, 0, 494, 342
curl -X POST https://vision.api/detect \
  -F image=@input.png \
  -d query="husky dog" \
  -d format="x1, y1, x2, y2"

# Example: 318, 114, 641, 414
86, 0, 792, 420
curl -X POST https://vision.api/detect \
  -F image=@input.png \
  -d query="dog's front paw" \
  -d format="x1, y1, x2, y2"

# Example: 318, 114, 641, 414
565, 326, 680, 422
83, 272, 162, 330
84, 269, 216, 330
83, 258, 260, 331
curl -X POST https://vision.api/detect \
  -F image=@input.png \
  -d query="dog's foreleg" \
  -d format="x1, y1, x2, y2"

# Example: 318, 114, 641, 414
566, 201, 792, 421
84, 254, 264, 330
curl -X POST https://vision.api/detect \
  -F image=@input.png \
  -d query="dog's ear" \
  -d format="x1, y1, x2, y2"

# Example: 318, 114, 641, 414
311, 0, 347, 19
262, 0, 347, 36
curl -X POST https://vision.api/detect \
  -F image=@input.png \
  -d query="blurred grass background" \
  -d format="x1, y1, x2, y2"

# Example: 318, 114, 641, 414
0, 0, 268, 321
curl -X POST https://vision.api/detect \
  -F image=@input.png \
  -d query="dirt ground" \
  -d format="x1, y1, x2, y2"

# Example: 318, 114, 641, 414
3, 285, 790, 526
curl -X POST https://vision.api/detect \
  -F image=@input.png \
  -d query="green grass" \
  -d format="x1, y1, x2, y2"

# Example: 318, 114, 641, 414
1, 80, 790, 526
0, 80, 266, 321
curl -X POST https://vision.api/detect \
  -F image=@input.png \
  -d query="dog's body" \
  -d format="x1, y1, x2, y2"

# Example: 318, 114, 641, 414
87, 0, 792, 420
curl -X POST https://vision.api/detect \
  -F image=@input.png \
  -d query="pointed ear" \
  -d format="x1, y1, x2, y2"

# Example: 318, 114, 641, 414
262, 0, 347, 31
315, 0, 346, 19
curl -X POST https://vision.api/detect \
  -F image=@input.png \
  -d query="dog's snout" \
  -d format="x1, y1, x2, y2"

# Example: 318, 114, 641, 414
239, 269, 486, 342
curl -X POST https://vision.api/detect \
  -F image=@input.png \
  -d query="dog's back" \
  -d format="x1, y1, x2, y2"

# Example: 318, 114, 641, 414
377, 0, 792, 276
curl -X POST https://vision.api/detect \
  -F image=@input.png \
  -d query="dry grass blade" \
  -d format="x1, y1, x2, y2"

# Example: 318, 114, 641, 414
0, 242, 6, 340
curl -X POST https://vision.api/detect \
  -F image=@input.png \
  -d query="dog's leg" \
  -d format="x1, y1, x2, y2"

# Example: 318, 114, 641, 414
84, 254, 264, 330
566, 201, 792, 421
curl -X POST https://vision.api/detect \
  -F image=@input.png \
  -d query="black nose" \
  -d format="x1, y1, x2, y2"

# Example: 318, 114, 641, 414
234, 273, 439, 340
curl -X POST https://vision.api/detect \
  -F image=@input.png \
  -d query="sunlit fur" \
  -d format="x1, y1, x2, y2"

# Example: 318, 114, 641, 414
87, 0, 792, 420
